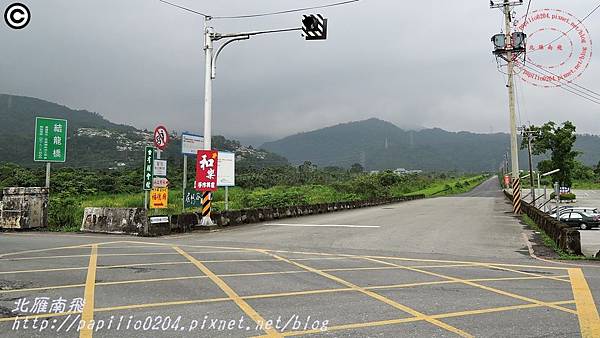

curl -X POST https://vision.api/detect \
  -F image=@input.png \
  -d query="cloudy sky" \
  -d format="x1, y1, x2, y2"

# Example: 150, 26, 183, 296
1, 0, 599, 144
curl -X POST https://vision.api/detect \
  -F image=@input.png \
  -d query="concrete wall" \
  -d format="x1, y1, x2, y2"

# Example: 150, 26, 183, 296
81, 207, 147, 235
504, 190, 582, 255
82, 195, 425, 236
0, 187, 48, 229
175, 196, 425, 229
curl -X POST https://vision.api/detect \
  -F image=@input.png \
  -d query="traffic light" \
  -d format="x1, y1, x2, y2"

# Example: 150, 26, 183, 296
302, 14, 327, 40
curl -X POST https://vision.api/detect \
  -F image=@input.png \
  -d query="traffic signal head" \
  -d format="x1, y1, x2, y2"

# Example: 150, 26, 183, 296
302, 14, 327, 40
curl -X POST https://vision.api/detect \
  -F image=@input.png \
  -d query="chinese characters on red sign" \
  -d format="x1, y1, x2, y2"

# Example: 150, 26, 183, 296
195, 150, 218, 191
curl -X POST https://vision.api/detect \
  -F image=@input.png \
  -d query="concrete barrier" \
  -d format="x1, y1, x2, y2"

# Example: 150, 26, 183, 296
81, 207, 147, 235
81, 195, 425, 236
0, 187, 48, 229
503, 190, 582, 256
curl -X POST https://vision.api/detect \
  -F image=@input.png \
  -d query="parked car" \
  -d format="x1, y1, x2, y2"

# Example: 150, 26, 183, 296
557, 211, 600, 230
549, 206, 599, 217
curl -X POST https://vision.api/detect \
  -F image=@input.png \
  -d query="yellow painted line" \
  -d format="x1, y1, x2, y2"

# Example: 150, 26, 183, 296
0, 241, 126, 258
361, 257, 577, 315
0, 311, 82, 323
0, 283, 86, 294
263, 251, 473, 338
173, 246, 281, 337
471, 263, 570, 284
282, 300, 576, 336
2, 254, 91, 261
80, 245, 98, 338
95, 297, 230, 312
265, 248, 570, 270
0, 261, 191, 274
569, 268, 600, 337
0, 266, 89, 274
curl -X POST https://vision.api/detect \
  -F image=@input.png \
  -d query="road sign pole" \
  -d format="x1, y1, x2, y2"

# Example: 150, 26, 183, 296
183, 155, 187, 212
201, 18, 215, 226
225, 186, 229, 211
45, 163, 51, 188
144, 191, 148, 210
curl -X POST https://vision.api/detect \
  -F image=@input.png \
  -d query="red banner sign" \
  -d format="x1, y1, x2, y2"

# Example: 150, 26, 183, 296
504, 175, 511, 188
195, 150, 218, 191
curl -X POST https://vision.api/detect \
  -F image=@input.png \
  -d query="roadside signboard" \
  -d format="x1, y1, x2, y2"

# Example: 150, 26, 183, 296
34, 117, 67, 162
153, 160, 167, 177
183, 189, 203, 208
195, 150, 218, 191
217, 151, 235, 187
153, 126, 169, 150
150, 187, 169, 209
153, 177, 169, 188
181, 133, 204, 156
143, 147, 154, 191
503, 175, 510, 187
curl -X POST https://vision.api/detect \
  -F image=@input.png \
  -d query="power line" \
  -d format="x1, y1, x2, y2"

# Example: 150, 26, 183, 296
536, 1, 600, 51
212, 0, 361, 19
158, 0, 210, 17
525, 62, 600, 100
158, 0, 361, 19
520, 63, 600, 105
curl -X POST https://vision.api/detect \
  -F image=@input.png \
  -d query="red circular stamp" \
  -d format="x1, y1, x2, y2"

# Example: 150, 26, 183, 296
515, 9, 593, 88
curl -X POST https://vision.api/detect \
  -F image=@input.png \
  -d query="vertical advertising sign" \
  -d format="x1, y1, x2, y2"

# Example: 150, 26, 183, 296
143, 147, 154, 191
195, 150, 218, 191
34, 117, 67, 162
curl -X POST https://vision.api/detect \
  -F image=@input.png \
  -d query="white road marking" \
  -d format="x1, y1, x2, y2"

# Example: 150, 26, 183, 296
266, 223, 381, 228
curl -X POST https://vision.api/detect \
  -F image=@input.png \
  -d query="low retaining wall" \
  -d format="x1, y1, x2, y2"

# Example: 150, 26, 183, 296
504, 190, 581, 255
177, 196, 425, 229
83, 195, 425, 236
0, 187, 48, 229
81, 207, 148, 235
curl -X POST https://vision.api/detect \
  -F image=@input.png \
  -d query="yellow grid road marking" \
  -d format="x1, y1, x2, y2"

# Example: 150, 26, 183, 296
262, 251, 473, 338
569, 268, 600, 337
80, 245, 98, 338
361, 257, 577, 315
282, 300, 577, 336
173, 246, 282, 337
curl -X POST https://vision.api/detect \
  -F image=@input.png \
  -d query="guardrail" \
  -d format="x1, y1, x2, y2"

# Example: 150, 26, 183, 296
503, 190, 582, 255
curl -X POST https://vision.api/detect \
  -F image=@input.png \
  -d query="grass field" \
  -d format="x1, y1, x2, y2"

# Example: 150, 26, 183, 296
47, 174, 490, 232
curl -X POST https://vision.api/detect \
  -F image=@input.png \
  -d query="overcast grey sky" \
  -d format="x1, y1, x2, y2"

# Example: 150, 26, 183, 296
1, 0, 599, 143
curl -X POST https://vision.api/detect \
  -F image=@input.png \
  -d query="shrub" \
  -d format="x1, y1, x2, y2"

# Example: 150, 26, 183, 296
549, 192, 576, 200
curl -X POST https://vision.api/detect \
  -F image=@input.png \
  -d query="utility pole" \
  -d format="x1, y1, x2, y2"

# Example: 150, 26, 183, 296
490, 0, 526, 214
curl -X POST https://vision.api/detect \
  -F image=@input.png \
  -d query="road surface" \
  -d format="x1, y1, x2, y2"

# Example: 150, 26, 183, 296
1, 176, 599, 337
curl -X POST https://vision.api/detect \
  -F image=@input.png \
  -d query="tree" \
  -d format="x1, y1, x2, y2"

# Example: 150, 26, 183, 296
349, 163, 364, 174
528, 121, 579, 187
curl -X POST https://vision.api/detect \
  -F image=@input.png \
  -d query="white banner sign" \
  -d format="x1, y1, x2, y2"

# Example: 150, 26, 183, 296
153, 160, 167, 177
152, 177, 169, 188
181, 133, 204, 156
217, 152, 235, 187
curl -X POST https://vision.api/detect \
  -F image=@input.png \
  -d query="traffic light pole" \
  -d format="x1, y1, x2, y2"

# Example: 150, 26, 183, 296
198, 19, 305, 226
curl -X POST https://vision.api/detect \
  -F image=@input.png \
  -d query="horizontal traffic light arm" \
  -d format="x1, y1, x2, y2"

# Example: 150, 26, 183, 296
212, 27, 302, 41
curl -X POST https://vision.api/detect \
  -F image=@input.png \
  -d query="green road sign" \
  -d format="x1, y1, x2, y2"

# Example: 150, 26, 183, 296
143, 147, 154, 191
183, 189, 203, 208
34, 117, 67, 162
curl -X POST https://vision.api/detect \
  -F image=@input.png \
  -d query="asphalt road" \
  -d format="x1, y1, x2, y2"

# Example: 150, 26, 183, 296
1, 176, 599, 337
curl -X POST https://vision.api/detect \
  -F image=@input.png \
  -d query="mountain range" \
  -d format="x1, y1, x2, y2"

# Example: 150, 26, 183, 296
3, 94, 600, 173
261, 118, 600, 172
0, 94, 287, 169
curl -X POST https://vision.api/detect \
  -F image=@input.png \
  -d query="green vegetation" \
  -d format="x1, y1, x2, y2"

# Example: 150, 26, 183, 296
526, 121, 579, 187
521, 215, 598, 260
0, 162, 489, 232
403, 175, 489, 197
549, 192, 576, 201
